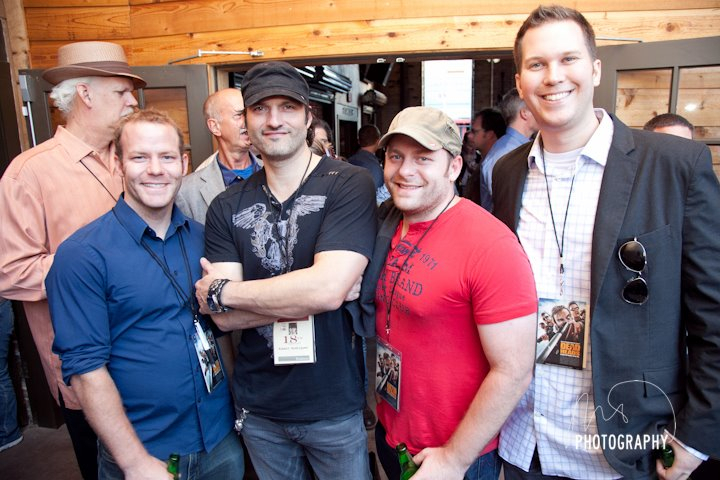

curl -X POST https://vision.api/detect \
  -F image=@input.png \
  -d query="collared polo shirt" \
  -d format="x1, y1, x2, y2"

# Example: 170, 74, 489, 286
217, 152, 261, 186
48, 196, 233, 459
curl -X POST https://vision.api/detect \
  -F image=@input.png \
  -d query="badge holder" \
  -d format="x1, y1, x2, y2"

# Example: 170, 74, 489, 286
376, 339, 402, 411
272, 315, 317, 365
193, 318, 225, 392
535, 297, 589, 370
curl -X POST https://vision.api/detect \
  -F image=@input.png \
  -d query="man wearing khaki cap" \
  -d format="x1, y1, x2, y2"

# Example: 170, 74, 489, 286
359, 106, 537, 479
0, 41, 145, 480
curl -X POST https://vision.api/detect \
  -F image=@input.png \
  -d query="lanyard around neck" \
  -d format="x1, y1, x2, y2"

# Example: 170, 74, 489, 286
538, 142, 577, 297
262, 151, 313, 274
381, 195, 455, 341
113, 209, 199, 318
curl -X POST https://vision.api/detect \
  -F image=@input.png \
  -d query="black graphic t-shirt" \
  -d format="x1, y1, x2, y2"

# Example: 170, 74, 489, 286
205, 156, 377, 421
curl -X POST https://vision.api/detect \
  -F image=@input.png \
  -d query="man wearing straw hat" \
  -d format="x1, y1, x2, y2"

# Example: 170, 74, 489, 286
0, 41, 145, 480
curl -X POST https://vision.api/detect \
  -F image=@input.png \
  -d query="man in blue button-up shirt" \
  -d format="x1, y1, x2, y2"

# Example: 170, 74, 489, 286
47, 110, 244, 480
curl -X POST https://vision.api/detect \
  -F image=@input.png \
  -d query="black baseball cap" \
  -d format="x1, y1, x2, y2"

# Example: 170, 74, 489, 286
241, 61, 310, 107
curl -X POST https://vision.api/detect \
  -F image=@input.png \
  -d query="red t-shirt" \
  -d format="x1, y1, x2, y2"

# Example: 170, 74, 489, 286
375, 199, 537, 456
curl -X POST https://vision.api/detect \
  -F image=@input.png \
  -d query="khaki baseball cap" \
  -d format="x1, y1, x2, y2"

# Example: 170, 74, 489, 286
379, 106, 462, 157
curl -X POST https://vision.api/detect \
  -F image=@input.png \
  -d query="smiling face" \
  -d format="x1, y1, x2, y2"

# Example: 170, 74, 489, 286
384, 134, 461, 224
118, 120, 187, 223
245, 96, 311, 162
515, 20, 601, 148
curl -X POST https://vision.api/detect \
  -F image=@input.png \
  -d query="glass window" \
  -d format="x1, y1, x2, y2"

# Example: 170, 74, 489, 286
678, 66, 720, 142
614, 69, 672, 128
422, 59, 473, 124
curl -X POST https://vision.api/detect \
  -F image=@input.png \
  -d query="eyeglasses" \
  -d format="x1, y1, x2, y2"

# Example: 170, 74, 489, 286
618, 238, 648, 305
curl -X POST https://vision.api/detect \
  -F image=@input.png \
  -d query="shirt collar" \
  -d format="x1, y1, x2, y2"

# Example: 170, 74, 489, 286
55, 126, 96, 163
216, 152, 261, 186
113, 194, 190, 244
528, 108, 614, 170
506, 126, 531, 142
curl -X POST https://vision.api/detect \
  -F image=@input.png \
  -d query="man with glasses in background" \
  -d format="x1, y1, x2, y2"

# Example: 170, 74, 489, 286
493, 5, 720, 480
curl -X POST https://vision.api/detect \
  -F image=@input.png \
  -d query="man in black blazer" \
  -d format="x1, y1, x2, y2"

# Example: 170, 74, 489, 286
495, 5, 720, 480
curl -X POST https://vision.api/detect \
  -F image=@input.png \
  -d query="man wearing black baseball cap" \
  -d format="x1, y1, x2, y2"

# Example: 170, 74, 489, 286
196, 61, 377, 479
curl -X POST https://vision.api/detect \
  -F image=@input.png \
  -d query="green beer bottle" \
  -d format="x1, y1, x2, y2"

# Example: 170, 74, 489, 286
167, 453, 180, 480
396, 442, 419, 479
659, 445, 674, 469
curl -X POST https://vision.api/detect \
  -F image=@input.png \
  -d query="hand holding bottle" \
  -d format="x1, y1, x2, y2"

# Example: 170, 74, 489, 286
406, 445, 469, 480
656, 442, 701, 480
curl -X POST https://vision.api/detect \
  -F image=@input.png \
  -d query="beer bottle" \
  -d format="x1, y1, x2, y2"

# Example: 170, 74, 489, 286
658, 445, 674, 468
167, 453, 180, 480
396, 442, 419, 479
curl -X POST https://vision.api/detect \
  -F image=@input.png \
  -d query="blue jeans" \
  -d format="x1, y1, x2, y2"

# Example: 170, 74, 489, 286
98, 430, 244, 479
0, 299, 21, 446
376, 420, 501, 480
241, 410, 371, 480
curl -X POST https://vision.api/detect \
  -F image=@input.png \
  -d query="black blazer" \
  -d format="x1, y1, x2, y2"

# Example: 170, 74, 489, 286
492, 114, 720, 477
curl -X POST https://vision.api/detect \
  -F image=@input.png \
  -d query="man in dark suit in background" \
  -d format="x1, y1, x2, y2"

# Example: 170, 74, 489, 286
494, 5, 720, 480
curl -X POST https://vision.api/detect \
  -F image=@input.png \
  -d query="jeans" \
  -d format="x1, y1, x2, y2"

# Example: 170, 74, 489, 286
98, 430, 244, 479
0, 299, 21, 446
241, 410, 371, 480
59, 391, 98, 480
376, 420, 501, 480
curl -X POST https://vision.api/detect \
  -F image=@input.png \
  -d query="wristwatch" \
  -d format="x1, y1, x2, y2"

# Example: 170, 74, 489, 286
207, 278, 232, 313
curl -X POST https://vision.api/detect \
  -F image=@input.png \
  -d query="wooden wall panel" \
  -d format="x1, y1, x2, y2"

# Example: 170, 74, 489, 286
23, 1, 129, 6
26, 8, 720, 68
25, 6, 130, 41
122, 0, 720, 38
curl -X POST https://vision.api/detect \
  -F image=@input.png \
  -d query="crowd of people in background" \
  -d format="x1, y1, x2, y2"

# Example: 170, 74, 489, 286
0, 4, 718, 480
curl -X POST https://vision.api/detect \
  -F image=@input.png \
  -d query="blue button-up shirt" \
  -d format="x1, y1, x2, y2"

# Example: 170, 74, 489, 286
48, 195, 233, 459
481, 126, 532, 210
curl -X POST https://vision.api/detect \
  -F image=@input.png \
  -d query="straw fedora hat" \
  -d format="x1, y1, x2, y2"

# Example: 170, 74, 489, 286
42, 41, 146, 89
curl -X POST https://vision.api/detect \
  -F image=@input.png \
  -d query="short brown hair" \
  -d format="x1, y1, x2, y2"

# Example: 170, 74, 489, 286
114, 109, 184, 159
514, 5, 597, 72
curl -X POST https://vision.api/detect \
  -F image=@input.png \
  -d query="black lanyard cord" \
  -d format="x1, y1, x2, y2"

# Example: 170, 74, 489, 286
112, 209, 199, 318
539, 140, 576, 295
262, 151, 313, 274
140, 233, 200, 319
381, 194, 455, 341
79, 159, 117, 202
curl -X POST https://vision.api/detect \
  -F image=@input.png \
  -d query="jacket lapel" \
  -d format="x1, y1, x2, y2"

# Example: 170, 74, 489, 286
199, 160, 225, 208
492, 142, 531, 232
590, 116, 640, 310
